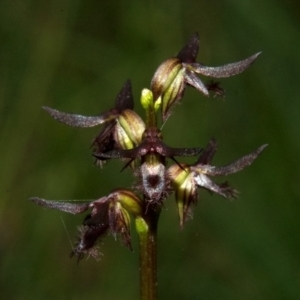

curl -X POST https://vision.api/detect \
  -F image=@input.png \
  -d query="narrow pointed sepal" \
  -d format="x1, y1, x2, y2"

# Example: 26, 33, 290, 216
176, 33, 199, 63
196, 138, 218, 165
194, 144, 268, 176
190, 142, 267, 197
192, 173, 236, 198
29, 197, 90, 214
187, 52, 261, 78
115, 80, 134, 111
43, 79, 135, 130
42, 106, 117, 128
184, 70, 209, 96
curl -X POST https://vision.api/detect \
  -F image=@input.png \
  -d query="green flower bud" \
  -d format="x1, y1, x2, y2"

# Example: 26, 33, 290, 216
140, 88, 154, 110
140, 88, 158, 127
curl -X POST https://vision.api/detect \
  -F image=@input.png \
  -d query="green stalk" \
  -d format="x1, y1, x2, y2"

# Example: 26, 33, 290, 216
138, 86, 162, 299
136, 209, 160, 300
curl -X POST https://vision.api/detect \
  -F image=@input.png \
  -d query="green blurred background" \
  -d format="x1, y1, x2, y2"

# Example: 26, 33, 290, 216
1, 0, 300, 299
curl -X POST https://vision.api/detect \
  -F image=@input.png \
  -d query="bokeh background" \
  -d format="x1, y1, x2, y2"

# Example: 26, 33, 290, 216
1, 0, 300, 299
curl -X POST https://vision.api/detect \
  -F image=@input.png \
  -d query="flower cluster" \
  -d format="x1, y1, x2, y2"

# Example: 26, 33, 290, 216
31, 33, 266, 261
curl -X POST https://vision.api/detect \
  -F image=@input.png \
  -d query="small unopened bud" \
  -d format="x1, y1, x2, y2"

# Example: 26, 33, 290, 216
140, 88, 154, 110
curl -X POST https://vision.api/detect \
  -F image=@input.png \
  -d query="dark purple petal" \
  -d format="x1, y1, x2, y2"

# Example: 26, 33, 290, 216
187, 52, 261, 78
93, 147, 140, 160
184, 70, 209, 96
91, 121, 116, 166
196, 139, 217, 164
84, 199, 110, 227
158, 143, 203, 157
177, 33, 200, 63
94, 140, 202, 161
30, 197, 90, 214
43, 106, 117, 128
115, 80, 134, 111
196, 144, 268, 176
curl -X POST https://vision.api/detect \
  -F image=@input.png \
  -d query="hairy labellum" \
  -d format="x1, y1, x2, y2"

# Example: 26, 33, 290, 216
70, 225, 108, 263
140, 157, 167, 203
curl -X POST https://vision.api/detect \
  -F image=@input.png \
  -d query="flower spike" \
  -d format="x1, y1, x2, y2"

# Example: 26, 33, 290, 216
31, 32, 267, 274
